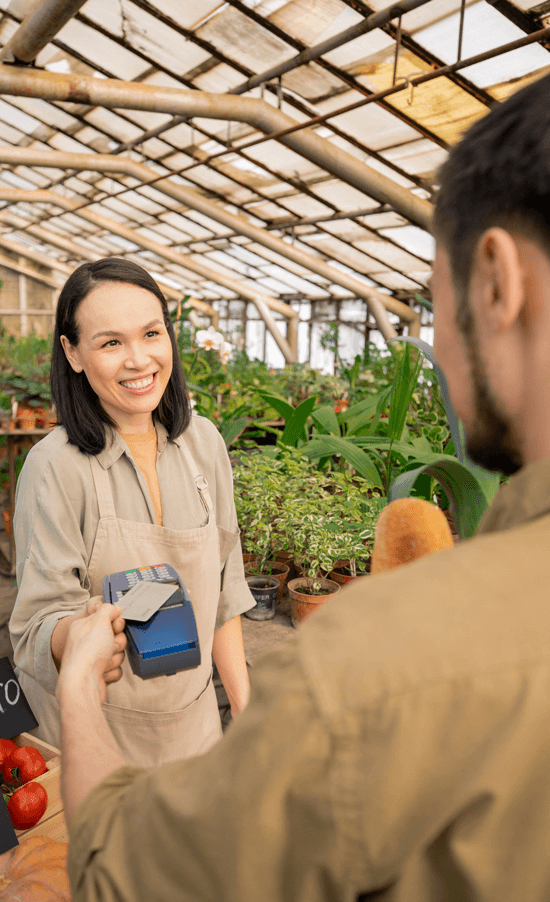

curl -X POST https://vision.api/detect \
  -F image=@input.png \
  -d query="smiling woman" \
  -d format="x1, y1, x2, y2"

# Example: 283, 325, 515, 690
8, 258, 254, 769
60, 282, 174, 436
51, 259, 189, 453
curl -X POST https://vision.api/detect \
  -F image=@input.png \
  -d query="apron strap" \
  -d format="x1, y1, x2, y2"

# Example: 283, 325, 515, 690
89, 438, 214, 522
178, 439, 215, 520
89, 454, 117, 520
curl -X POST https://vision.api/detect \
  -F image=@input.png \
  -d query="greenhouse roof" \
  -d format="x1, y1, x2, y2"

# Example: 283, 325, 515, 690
0, 0, 548, 354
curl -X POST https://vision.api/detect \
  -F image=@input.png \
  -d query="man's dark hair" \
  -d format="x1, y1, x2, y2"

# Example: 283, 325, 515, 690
51, 258, 191, 454
433, 72, 550, 330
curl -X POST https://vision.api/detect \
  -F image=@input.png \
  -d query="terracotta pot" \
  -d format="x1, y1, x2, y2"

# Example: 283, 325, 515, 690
2, 509, 10, 537
17, 408, 37, 430
35, 407, 56, 430
287, 577, 340, 628
275, 550, 297, 581
42, 409, 57, 431
329, 562, 371, 587
331, 559, 350, 570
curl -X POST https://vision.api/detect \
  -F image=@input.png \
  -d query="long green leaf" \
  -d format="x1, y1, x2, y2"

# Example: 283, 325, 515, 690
388, 344, 423, 443
282, 396, 317, 446
367, 386, 393, 436
303, 436, 383, 486
389, 457, 499, 539
343, 392, 388, 421
257, 391, 294, 422
346, 392, 391, 436
311, 405, 341, 436
354, 438, 457, 464
186, 381, 214, 399
220, 417, 249, 447
390, 337, 501, 510
389, 336, 464, 463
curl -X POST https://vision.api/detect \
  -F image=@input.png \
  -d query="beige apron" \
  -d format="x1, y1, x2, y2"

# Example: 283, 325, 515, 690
21, 438, 236, 768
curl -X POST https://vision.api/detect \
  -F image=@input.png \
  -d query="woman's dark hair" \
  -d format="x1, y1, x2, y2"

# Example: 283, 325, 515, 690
51, 258, 191, 454
433, 71, 550, 333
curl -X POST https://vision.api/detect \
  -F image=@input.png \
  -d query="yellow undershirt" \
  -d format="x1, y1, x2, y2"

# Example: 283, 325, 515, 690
122, 428, 163, 526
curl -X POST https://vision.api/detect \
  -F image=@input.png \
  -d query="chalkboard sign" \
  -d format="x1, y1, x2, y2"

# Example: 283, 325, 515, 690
0, 658, 38, 740
0, 794, 17, 854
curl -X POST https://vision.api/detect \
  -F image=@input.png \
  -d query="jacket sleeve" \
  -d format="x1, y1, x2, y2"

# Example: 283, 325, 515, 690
211, 426, 255, 629
67, 636, 357, 902
9, 448, 97, 695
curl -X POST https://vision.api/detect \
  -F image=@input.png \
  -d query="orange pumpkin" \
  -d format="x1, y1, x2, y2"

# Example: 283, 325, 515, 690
0, 835, 70, 900
371, 497, 454, 574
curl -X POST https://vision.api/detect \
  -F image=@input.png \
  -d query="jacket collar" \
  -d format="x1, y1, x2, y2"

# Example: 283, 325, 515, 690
94, 421, 172, 469
477, 457, 550, 535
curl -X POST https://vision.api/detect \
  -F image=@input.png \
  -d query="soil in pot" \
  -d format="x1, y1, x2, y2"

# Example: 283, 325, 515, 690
287, 577, 340, 628
244, 577, 279, 621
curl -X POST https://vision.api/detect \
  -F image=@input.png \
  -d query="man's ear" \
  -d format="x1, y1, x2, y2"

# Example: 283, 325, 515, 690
60, 335, 83, 373
471, 227, 523, 332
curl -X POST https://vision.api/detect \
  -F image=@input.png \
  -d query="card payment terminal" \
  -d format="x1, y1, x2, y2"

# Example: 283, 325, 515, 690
102, 563, 201, 679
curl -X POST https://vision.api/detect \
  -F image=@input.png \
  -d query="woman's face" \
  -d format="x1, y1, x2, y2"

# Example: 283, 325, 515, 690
60, 281, 173, 433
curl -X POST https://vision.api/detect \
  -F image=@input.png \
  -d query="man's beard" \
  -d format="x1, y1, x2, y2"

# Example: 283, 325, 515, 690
464, 338, 523, 476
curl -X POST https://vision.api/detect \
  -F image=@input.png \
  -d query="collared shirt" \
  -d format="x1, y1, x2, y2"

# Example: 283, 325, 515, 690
10, 415, 254, 696
68, 457, 550, 902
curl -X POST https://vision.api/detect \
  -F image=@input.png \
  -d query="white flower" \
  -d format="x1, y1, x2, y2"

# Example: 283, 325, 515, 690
219, 341, 233, 364
196, 325, 224, 351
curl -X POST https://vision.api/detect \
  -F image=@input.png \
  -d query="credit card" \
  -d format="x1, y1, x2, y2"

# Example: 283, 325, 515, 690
116, 582, 177, 622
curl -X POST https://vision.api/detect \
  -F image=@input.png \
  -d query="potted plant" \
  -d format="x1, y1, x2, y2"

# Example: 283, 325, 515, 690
328, 521, 374, 586
233, 452, 290, 620
278, 464, 380, 626
285, 511, 342, 626
0, 333, 53, 430
0, 392, 12, 433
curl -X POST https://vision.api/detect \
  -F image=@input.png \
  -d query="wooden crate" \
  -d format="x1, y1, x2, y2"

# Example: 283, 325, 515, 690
10, 732, 68, 844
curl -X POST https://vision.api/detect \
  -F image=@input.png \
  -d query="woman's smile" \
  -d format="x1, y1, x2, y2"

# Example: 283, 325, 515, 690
119, 373, 157, 393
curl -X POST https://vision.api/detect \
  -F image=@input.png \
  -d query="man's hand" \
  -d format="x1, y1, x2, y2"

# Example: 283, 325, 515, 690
56, 603, 127, 707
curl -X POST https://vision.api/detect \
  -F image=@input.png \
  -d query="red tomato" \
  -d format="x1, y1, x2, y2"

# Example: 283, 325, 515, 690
7, 782, 48, 829
0, 739, 17, 769
2, 746, 47, 789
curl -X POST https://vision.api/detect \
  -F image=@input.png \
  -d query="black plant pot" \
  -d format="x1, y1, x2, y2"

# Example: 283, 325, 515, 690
244, 577, 278, 621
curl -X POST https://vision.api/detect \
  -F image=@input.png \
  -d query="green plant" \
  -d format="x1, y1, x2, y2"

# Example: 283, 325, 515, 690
234, 450, 379, 594
0, 332, 53, 409
387, 337, 501, 539
233, 452, 287, 576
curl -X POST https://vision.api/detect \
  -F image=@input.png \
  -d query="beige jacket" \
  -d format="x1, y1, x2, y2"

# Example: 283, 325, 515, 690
10, 416, 254, 697
68, 457, 550, 902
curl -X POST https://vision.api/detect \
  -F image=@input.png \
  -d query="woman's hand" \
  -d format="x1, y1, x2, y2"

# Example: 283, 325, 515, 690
56, 603, 126, 707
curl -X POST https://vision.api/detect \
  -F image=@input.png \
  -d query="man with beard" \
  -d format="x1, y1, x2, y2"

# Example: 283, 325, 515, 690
54, 72, 550, 901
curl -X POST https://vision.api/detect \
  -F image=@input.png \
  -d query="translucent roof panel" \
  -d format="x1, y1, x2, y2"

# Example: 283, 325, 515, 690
415, 2, 550, 89
196, 5, 296, 73
0, 0, 546, 339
